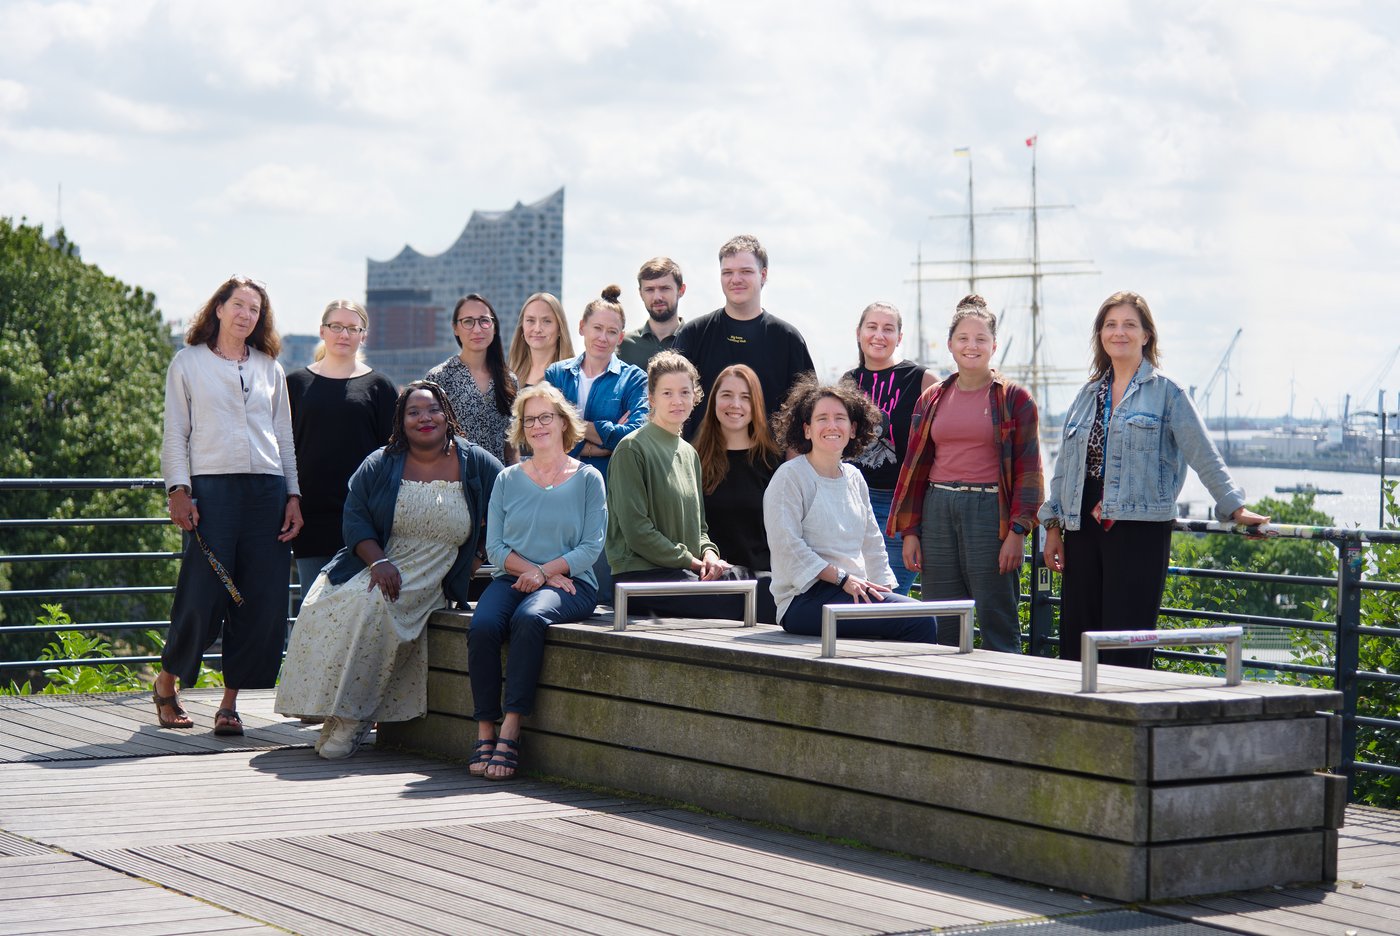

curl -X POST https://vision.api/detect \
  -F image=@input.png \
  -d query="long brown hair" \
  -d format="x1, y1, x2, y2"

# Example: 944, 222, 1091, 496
452, 294, 517, 415
694, 364, 780, 494
507, 292, 574, 381
185, 275, 281, 357
1089, 290, 1160, 381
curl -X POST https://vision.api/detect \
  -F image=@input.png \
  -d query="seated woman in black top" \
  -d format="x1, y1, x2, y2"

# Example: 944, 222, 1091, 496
693, 364, 781, 623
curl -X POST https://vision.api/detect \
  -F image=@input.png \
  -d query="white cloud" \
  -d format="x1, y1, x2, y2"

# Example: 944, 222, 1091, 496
0, 79, 30, 113
1, 0, 1396, 422
93, 90, 194, 134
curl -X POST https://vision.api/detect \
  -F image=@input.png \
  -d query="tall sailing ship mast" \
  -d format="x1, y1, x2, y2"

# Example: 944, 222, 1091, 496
911, 136, 1097, 414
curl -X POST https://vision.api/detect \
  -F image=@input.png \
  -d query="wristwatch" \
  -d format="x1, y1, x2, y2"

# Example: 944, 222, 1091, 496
1010, 521, 1028, 535
836, 569, 850, 589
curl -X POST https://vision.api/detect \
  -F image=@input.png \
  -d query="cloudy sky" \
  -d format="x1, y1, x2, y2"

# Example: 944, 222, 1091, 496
2, 0, 1395, 420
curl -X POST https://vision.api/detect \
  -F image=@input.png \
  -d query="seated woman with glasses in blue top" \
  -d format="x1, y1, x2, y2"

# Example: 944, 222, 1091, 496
468, 384, 606, 780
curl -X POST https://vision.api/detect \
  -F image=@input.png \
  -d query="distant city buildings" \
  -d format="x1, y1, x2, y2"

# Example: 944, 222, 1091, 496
278, 334, 320, 373
365, 188, 564, 388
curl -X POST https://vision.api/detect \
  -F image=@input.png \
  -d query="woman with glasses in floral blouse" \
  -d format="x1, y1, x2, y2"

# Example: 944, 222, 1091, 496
427, 294, 518, 465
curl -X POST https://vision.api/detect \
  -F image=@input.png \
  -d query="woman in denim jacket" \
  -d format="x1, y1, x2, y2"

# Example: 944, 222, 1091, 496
1038, 291, 1268, 668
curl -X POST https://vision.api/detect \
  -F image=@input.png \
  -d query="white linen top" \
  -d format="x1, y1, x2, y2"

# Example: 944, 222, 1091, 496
763, 455, 895, 621
161, 344, 300, 495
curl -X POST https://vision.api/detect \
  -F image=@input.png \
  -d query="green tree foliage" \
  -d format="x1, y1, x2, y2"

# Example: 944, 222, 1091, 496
0, 219, 177, 671
1168, 493, 1338, 623
1286, 481, 1400, 807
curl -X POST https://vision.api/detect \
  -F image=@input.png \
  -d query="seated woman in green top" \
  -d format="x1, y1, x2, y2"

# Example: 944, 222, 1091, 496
606, 351, 747, 621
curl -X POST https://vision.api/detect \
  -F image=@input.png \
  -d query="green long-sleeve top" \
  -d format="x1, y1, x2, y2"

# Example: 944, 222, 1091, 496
605, 421, 718, 574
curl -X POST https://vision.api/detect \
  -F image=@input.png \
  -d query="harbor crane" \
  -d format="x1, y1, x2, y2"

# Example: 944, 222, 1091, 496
1353, 344, 1400, 410
1191, 328, 1243, 458
1192, 328, 1243, 419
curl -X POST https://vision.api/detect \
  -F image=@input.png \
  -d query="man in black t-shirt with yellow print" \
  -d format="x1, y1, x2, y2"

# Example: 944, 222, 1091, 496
672, 234, 814, 438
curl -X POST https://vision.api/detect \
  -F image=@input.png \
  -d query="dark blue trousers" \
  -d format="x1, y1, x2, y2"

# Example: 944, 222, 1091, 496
780, 580, 939, 642
468, 576, 597, 721
163, 474, 290, 689
610, 568, 750, 621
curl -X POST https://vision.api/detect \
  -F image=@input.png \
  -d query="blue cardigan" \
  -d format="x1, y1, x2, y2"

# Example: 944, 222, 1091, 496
322, 436, 503, 605
543, 353, 649, 474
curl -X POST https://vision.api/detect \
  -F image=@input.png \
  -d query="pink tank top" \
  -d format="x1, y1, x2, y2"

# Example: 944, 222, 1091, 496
928, 385, 999, 484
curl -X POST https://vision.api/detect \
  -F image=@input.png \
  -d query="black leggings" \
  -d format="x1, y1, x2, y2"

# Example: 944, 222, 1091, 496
1057, 478, 1172, 669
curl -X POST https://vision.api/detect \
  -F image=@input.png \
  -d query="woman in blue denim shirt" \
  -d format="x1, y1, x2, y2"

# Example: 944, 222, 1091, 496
542, 285, 649, 477
543, 285, 649, 602
1038, 292, 1268, 667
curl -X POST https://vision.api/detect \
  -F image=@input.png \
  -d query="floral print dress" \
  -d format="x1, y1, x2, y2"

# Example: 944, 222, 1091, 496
276, 480, 471, 723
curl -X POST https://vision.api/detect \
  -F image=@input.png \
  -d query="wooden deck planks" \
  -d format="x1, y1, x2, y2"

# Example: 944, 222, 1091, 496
0, 689, 1392, 935
398, 823, 887, 935
0, 853, 278, 935
0, 690, 318, 763
565, 809, 1107, 919
266, 831, 750, 936
0, 748, 640, 851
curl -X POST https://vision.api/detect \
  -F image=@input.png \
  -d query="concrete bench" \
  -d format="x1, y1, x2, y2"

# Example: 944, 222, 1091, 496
380, 607, 1344, 903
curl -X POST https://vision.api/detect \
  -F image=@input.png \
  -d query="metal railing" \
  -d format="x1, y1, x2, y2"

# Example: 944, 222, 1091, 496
1027, 517, 1400, 796
0, 478, 300, 671
3, 478, 1399, 798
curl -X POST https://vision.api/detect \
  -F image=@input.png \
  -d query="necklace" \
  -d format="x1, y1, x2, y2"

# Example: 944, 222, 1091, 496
532, 458, 569, 491
213, 344, 249, 363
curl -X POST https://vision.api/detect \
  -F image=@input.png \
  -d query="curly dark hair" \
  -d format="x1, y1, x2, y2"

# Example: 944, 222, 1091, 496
386, 380, 464, 455
772, 375, 882, 459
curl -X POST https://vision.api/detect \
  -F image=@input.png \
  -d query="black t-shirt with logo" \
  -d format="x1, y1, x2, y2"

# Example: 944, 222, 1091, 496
673, 308, 814, 437
843, 360, 929, 491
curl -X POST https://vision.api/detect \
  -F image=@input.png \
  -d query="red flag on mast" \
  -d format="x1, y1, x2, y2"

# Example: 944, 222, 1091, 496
1025, 135, 1037, 147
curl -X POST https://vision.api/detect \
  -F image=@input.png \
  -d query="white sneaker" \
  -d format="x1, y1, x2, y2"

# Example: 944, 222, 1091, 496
313, 715, 338, 753
318, 717, 370, 760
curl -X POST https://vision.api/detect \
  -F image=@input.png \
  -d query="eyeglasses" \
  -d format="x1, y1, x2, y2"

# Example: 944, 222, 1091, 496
456, 315, 495, 331
521, 413, 556, 428
323, 323, 365, 336
228, 274, 267, 290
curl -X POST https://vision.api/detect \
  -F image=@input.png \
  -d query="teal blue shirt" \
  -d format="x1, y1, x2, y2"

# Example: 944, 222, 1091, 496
486, 461, 606, 588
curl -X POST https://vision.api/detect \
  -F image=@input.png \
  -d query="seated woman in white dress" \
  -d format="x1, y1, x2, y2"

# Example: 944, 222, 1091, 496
275, 381, 503, 759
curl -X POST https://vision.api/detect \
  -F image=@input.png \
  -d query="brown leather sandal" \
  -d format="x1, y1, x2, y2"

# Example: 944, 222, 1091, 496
153, 690, 193, 729
213, 708, 244, 736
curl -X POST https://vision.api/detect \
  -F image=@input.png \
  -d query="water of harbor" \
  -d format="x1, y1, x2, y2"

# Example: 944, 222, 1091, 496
1176, 465, 1390, 530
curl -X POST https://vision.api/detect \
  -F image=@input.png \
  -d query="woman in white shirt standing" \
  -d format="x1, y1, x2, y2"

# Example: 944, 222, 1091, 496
158, 275, 303, 736
764, 377, 940, 642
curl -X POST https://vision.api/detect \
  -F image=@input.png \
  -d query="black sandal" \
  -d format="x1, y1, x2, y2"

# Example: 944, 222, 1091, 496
152, 690, 193, 729
485, 736, 520, 781
468, 738, 496, 777
213, 708, 244, 736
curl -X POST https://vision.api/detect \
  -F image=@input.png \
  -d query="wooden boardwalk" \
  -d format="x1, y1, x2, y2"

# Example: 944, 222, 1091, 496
0, 690, 1394, 934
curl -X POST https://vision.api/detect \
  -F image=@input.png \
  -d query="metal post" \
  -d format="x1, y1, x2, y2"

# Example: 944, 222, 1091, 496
1336, 541, 1364, 797
1079, 626, 1243, 693
819, 599, 976, 658
1380, 390, 1388, 529
1028, 527, 1054, 656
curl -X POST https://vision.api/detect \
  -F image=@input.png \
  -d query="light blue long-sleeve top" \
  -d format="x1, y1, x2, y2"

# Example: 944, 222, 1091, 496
485, 461, 607, 589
